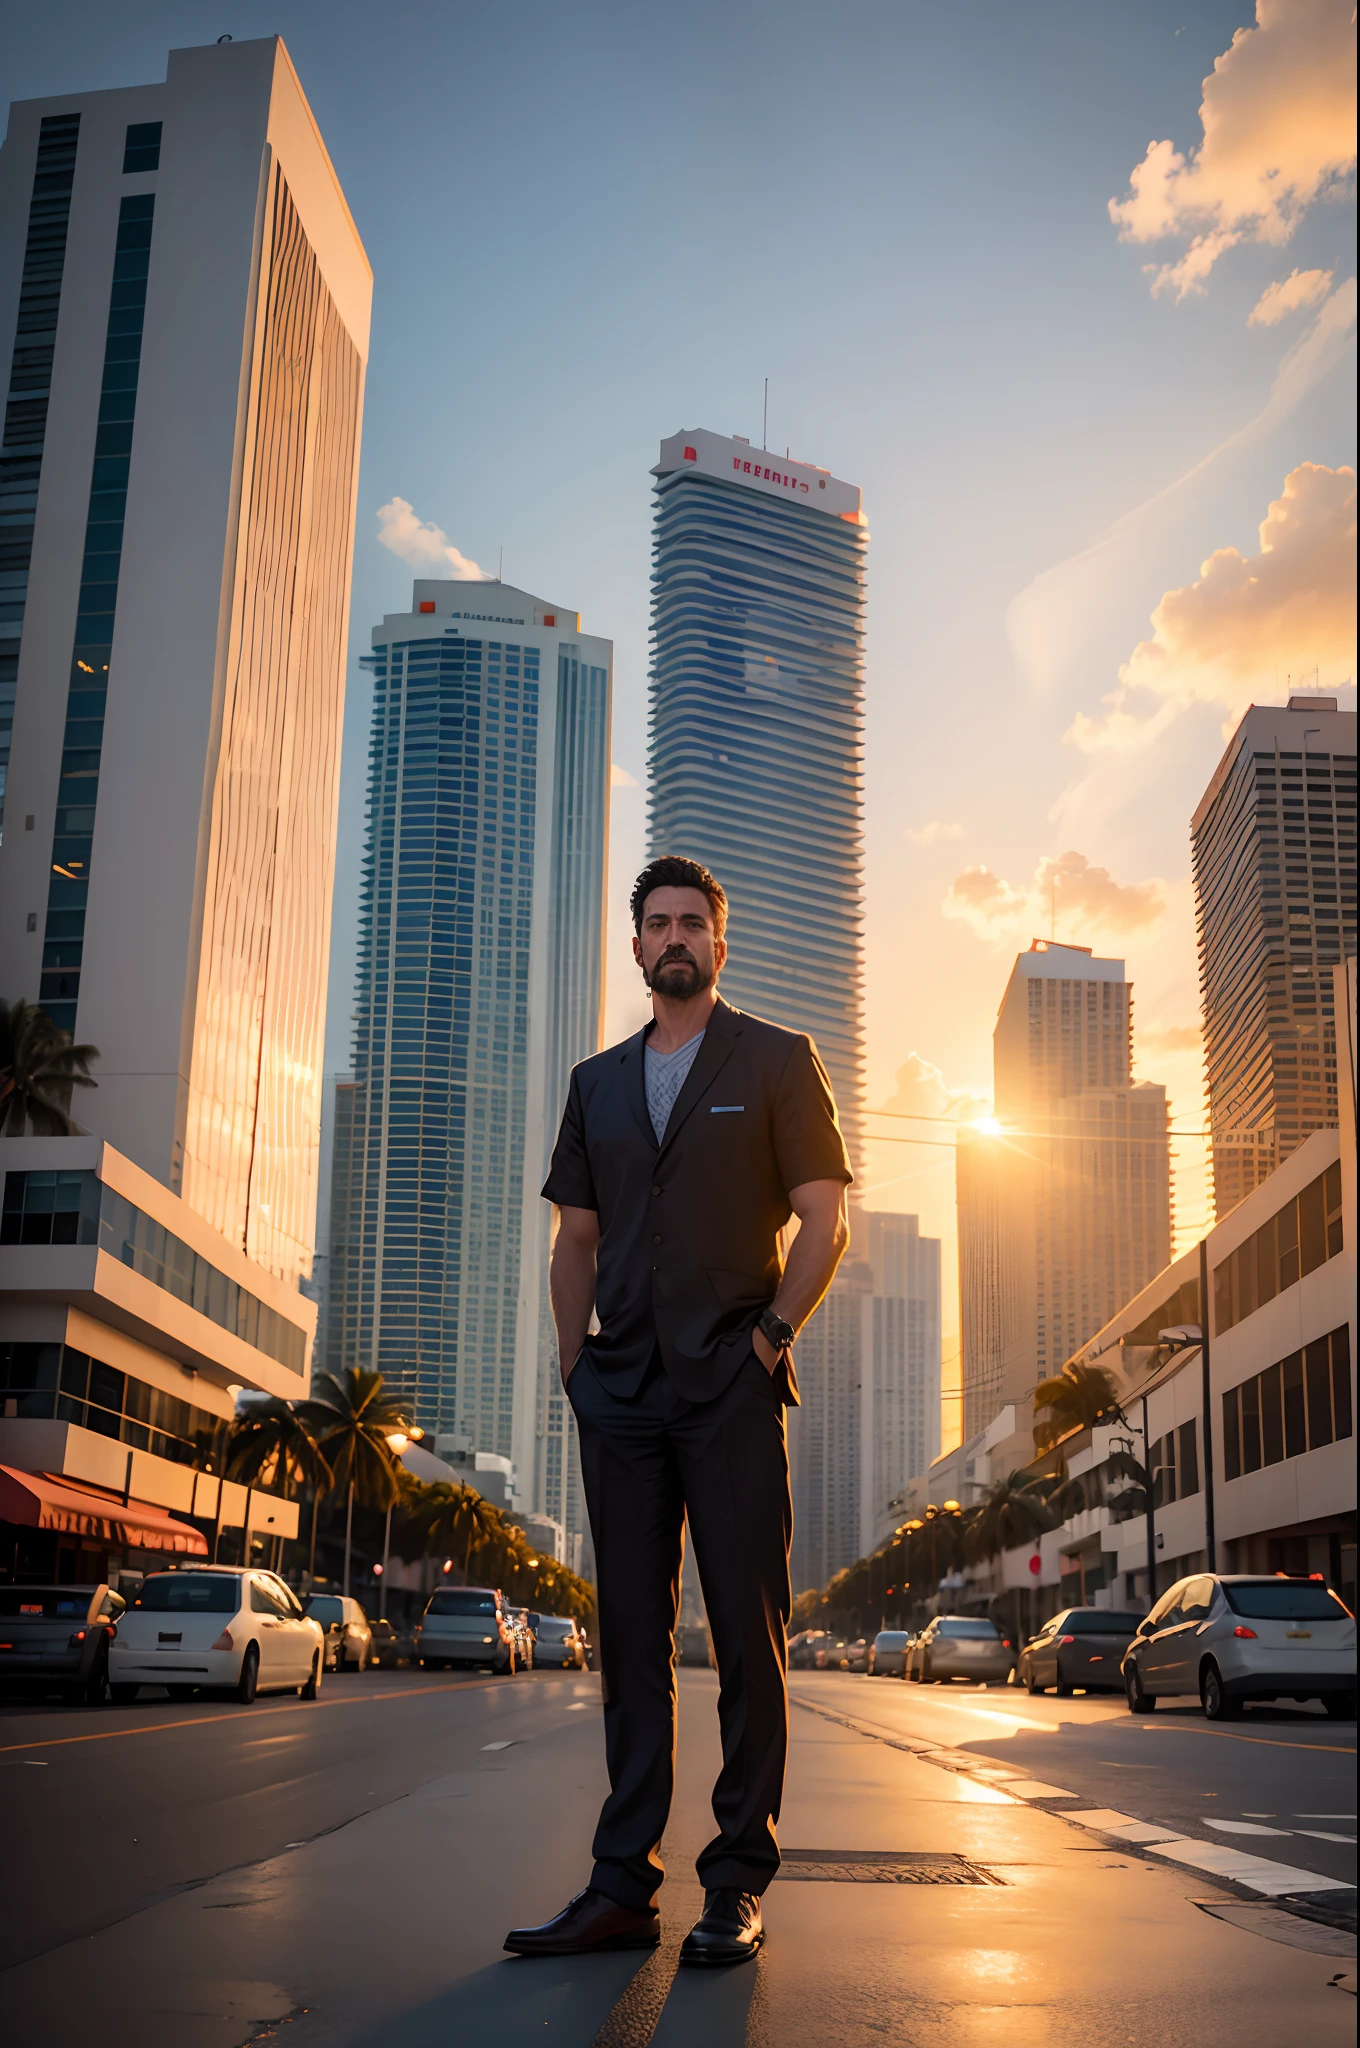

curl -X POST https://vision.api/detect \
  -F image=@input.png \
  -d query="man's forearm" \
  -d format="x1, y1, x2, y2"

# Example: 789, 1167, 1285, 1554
773, 1209, 849, 1338
550, 1236, 597, 1380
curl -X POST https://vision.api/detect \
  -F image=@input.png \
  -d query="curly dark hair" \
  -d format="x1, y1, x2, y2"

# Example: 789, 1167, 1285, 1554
630, 855, 728, 940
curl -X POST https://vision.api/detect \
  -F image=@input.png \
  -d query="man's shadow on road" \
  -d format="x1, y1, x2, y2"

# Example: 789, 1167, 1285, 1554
347, 1946, 762, 2048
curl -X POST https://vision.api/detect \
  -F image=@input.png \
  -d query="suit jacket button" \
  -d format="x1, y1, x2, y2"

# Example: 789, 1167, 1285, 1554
651, 1185, 662, 1196
652, 1234, 662, 1245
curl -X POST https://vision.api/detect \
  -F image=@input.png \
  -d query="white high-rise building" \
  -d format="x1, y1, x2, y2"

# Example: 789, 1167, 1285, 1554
0, 37, 371, 1288
0, 39, 366, 1582
322, 579, 611, 1557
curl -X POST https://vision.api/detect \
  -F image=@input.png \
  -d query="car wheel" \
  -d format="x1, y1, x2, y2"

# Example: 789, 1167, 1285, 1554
1125, 1662, 1155, 1714
1055, 1679, 1074, 1698
1200, 1661, 1242, 1721
83, 1653, 110, 1706
300, 1654, 321, 1701
110, 1682, 139, 1705
234, 1645, 260, 1705
1324, 1693, 1357, 1720
1023, 1666, 1039, 1695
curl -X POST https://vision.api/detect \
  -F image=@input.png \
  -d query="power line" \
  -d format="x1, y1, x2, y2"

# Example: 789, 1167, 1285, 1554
867, 1106, 1210, 1135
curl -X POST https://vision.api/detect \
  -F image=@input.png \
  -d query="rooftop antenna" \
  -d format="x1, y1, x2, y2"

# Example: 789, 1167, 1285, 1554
497, 545, 503, 584
763, 377, 768, 451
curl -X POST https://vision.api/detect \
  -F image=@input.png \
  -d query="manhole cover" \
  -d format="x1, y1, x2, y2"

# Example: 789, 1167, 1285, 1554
777, 1850, 1004, 1885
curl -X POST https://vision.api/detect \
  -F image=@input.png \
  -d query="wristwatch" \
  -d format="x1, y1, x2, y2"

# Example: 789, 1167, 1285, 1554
758, 1306, 795, 1353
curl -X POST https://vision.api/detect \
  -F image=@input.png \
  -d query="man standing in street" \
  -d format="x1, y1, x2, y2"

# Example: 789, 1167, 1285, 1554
505, 855, 851, 1967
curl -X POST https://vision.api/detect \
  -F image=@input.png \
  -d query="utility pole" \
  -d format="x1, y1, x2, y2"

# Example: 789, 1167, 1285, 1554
1199, 1239, 1217, 1571
1141, 1396, 1157, 1606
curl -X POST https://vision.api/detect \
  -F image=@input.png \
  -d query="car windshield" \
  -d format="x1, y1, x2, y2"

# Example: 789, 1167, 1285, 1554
937, 1619, 1000, 1639
305, 1597, 344, 1625
0, 1590, 90, 1618
1224, 1582, 1349, 1620
136, 1575, 239, 1613
537, 1619, 572, 1638
426, 1591, 497, 1617
1064, 1612, 1144, 1634
874, 1632, 908, 1647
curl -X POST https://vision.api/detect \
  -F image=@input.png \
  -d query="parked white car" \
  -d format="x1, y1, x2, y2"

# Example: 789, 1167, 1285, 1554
1121, 1573, 1356, 1721
108, 1567, 325, 1704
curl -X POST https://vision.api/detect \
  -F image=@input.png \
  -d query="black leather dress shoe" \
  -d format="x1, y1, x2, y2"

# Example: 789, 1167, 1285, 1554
678, 1888, 764, 1967
504, 1887, 661, 1956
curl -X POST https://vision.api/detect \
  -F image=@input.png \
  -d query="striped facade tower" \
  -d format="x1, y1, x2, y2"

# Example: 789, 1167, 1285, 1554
647, 429, 868, 1177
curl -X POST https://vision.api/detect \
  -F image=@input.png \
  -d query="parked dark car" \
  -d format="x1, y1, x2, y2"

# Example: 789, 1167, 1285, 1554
844, 1638, 870, 1673
1018, 1608, 1145, 1696
813, 1636, 850, 1670
0, 1584, 124, 1703
788, 1630, 830, 1670
368, 1618, 407, 1669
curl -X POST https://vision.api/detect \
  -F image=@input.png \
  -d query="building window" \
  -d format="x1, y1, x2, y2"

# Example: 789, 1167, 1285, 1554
1212, 1162, 1343, 1335
1222, 1324, 1352, 1478
0, 1169, 100, 1245
122, 121, 161, 173
0, 1340, 226, 1468
0, 1171, 306, 1375
1149, 1419, 1199, 1507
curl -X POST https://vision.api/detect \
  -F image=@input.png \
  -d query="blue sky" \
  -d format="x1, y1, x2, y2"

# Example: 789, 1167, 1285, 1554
8, 3, 1355, 1398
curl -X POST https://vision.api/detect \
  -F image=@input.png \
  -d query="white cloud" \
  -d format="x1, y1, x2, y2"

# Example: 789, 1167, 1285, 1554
610, 762, 639, 789
879, 1051, 988, 1127
1248, 267, 1335, 325
906, 820, 966, 845
1067, 460, 1357, 752
376, 497, 488, 580
1110, 0, 1356, 295
944, 850, 1166, 944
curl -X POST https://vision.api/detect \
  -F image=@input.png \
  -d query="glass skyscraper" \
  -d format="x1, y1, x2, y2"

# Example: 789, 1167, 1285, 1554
325, 580, 610, 1537
647, 429, 868, 1173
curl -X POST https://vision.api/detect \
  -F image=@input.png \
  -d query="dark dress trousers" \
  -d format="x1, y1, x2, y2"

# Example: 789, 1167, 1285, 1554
542, 997, 852, 1909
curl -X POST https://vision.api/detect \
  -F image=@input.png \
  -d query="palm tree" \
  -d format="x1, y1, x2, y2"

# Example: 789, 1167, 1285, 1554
963, 1471, 1055, 1566
296, 1368, 412, 1597
0, 998, 99, 1136
1032, 1361, 1121, 1452
397, 1478, 500, 1582
224, 1398, 333, 1578
1104, 1447, 1151, 1523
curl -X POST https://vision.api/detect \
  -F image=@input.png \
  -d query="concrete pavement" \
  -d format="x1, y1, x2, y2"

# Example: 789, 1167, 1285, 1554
2, 1668, 1354, 2045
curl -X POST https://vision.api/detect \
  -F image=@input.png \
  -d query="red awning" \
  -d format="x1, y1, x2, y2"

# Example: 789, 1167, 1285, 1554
0, 1467, 209, 1555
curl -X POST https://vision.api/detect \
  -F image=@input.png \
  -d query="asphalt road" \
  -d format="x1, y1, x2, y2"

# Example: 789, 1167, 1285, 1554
789, 1671, 1359, 1896
0, 1664, 1355, 2046
0, 1665, 600, 1973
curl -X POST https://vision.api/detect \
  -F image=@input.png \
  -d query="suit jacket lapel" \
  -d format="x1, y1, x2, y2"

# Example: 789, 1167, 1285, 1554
655, 999, 742, 1161
619, 1026, 658, 1150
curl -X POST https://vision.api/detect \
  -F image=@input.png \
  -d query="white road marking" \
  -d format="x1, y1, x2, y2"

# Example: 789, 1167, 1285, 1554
481, 1740, 515, 1751
1151, 1838, 1354, 1896
1295, 1830, 1356, 1844
1208, 1820, 1291, 1836
1297, 1814, 1356, 1820
1000, 1780, 1079, 1799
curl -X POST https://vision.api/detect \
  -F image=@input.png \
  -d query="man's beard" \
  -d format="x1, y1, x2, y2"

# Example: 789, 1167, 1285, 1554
645, 950, 714, 999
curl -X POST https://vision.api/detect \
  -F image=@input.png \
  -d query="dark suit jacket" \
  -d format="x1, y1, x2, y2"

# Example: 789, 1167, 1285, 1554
541, 996, 852, 1404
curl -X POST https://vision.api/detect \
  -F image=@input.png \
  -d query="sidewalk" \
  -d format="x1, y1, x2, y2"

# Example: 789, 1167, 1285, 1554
5, 1670, 1353, 2047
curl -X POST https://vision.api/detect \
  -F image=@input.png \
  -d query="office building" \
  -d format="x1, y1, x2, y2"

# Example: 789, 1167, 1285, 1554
789, 1215, 942, 1587
865, 1210, 942, 1509
0, 38, 361, 1578
0, 37, 371, 1290
1191, 698, 1357, 1217
324, 578, 610, 1549
957, 941, 1171, 1439
647, 429, 868, 1177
